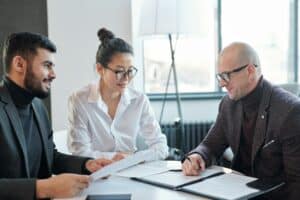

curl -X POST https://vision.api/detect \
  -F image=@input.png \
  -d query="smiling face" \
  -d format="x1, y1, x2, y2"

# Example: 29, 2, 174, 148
24, 48, 56, 98
218, 56, 251, 100
97, 52, 134, 94
217, 43, 260, 101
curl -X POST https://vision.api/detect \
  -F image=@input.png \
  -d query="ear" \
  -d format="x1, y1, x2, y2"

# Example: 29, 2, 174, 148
11, 55, 27, 74
247, 64, 256, 81
96, 63, 104, 75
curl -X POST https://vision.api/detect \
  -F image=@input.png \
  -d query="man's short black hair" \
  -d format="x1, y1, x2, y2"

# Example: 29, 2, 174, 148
2, 32, 56, 73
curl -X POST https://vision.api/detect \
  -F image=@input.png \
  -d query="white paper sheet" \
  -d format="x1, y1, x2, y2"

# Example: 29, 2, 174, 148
116, 164, 168, 178
90, 150, 153, 181
144, 160, 182, 170
115, 160, 183, 178
182, 173, 259, 200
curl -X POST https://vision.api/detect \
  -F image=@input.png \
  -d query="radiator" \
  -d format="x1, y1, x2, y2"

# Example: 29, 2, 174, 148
160, 121, 214, 153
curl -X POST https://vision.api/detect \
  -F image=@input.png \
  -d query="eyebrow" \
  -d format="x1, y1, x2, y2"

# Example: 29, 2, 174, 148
43, 60, 55, 67
115, 65, 134, 70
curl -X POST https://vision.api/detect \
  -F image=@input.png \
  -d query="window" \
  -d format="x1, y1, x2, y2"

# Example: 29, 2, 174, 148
138, 0, 297, 96
144, 36, 216, 93
143, 1, 216, 94
222, 0, 289, 84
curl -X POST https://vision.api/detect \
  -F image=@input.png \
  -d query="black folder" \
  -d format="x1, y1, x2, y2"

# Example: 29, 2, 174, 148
86, 194, 131, 200
132, 166, 284, 200
132, 166, 225, 190
181, 173, 284, 200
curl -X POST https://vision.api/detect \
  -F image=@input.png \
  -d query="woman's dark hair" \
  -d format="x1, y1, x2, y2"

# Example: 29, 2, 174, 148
96, 28, 133, 67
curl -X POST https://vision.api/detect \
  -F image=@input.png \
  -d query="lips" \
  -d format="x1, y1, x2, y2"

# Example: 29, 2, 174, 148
117, 82, 128, 87
118, 84, 127, 88
43, 79, 52, 89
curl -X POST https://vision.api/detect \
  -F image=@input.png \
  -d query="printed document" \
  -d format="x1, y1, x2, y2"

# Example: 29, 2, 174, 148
116, 160, 181, 178
182, 173, 259, 199
90, 150, 153, 181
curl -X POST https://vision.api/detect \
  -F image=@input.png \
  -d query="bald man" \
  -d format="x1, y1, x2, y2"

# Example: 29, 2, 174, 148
182, 42, 300, 199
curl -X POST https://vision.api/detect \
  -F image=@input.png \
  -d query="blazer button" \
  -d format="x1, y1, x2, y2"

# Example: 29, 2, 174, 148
261, 115, 265, 119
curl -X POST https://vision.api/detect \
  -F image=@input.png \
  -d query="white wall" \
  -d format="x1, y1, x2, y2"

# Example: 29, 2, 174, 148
47, 0, 132, 131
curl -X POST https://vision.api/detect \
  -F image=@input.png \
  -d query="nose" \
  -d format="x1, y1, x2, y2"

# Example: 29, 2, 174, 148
121, 72, 129, 81
218, 79, 227, 88
49, 68, 56, 80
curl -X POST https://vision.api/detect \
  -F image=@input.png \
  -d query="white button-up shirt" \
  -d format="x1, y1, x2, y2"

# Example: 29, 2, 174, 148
67, 81, 168, 161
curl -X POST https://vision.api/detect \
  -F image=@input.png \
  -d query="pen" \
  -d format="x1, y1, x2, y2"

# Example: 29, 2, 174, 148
186, 156, 192, 163
169, 169, 182, 172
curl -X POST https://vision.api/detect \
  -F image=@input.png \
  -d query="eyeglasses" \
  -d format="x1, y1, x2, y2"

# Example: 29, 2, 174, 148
105, 66, 138, 80
216, 64, 257, 82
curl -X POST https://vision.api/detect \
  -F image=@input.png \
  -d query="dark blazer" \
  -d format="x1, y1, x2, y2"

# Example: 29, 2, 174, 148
0, 84, 89, 200
191, 79, 300, 200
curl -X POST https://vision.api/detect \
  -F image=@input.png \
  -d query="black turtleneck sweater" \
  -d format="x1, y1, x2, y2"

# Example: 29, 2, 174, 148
4, 77, 43, 178
235, 77, 263, 176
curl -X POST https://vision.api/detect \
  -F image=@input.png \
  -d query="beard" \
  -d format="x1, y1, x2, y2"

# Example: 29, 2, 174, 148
24, 66, 51, 99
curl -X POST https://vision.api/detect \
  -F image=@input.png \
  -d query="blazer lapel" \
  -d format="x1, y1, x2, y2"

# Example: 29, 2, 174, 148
32, 102, 51, 171
1, 89, 30, 177
251, 80, 273, 166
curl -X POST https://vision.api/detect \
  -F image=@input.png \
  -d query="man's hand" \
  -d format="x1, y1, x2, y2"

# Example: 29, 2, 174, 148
85, 158, 112, 173
182, 154, 206, 176
36, 173, 89, 199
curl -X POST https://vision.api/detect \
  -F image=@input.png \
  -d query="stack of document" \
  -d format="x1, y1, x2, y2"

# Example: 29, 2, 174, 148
116, 160, 181, 178
90, 154, 283, 200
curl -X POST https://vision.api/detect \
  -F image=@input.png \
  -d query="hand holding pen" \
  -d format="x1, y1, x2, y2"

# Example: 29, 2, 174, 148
182, 153, 206, 176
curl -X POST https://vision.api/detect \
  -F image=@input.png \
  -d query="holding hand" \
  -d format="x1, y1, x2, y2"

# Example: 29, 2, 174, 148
182, 154, 206, 176
36, 173, 90, 199
85, 158, 113, 173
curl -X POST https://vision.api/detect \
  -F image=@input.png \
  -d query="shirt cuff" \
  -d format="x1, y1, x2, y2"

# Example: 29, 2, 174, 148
81, 158, 93, 175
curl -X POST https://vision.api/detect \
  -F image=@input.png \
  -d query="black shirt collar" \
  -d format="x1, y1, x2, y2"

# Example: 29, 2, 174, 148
241, 76, 263, 113
4, 76, 34, 106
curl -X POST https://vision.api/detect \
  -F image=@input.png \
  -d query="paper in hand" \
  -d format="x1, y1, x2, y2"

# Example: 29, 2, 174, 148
90, 150, 153, 181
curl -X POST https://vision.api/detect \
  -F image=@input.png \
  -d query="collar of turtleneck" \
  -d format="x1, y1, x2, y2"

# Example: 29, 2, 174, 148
4, 76, 34, 107
241, 76, 264, 113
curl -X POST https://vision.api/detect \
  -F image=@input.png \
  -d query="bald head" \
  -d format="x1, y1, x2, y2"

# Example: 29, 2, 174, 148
219, 42, 261, 75
217, 42, 262, 100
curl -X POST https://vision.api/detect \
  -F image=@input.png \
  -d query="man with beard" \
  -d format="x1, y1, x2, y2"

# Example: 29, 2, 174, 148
0, 32, 112, 199
182, 42, 300, 199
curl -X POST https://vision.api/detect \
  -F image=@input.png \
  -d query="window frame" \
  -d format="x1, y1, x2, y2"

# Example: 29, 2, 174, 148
143, 0, 299, 100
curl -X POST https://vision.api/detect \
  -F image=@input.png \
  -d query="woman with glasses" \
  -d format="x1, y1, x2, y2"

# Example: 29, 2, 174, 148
67, 28, 168, 161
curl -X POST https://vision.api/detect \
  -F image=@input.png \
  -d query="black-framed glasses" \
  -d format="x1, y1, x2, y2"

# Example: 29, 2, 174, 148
216, 64, 257, 82
105, 66, 138, 80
